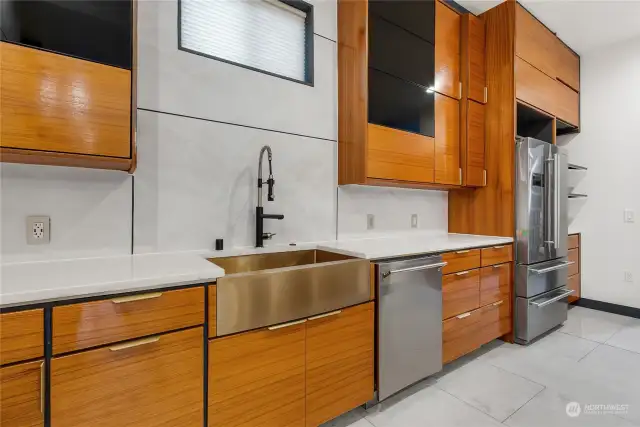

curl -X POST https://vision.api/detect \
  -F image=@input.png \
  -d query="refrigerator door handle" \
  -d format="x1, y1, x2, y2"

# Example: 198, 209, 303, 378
554, 152, 561, 249
545, 156, 554, 249
530, 261, 574, 274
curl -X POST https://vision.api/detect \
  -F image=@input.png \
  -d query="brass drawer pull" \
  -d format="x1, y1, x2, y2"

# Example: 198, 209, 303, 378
40, 361, 45, 414
493, 246, 505, 249
455, 271, 470, 276
456, 312, 472, 319
109, 336, 160, 351
493, 264, 505, 269
455, 250, 470, 254
111, 292, 163, 304
268, 319, 307, 330
493, 300, 504, 306
308, 310, 342, 321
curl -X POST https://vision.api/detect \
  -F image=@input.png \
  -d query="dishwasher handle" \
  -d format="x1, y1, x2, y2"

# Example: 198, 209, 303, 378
382, 262, 448, 279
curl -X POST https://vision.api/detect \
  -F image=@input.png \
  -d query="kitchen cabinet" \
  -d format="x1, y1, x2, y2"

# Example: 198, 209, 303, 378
306, 303, 374, 427
461, 13, 486, 104
568, 248, 580, 277
481, 245, 513, 267
0, 361, 44, 427
442, 249, 481, 275
480, 263, 511, 306
553, 38, 580, 92
435, 1, 461, 99
435, 93, 461, 185
567, 233, 581, 303
443, 305, 484, 364
209, 285, 217, 337
209, 321, 306, 427
442, 269, 480, 319
50, 327, 204, 427
462, 100, 486, 186
0, 309, 43, 366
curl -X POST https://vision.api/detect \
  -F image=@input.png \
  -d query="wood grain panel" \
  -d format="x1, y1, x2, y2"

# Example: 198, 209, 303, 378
515, 4, 558, 79
443, 270, 480, 319
554, 38, 580, 92
480, 264, 511, 306
568, 234, 580, 250
568, 248, 579, 277
442, 249, 481, 275
0, 309, 44, 366
442, 306, 483, 364
370, 263, 376, 300
50, 328, 203, 427
435, 1, 461, 99
515, 56, 557, 118
0, 361, 44, 427
479, 299, 511, 343
0, 147, 133, 171
1, 42, 131, 158
435, 93, 460, 185
553, 78, 579, 126
449, 1, 516, 237
53, 287, 205, 354
306, 303, 374, 427
337, 0, 368, 185
568, 273, 581, 303
481, 245, 513, 267
209, 285, 217, 338
367, 124, 435, 183
209, 322, 306, 427
461, 13, 486, 103
466, 100, 486, 186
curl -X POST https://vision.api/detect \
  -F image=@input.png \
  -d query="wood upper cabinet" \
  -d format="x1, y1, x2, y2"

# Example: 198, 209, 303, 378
51, 327, 204, 427
0, 309, 44, 366
435, 1, 461, 99
209, 321, 306, 427
463, 100, 486, 187
367, 124, 435, 183
306, 303, 374, 427
461, 14, 486, 104
554, 39, 580, 92
0, 42, 133, 171
0, 361, 44, 427
435, 93, 461, 185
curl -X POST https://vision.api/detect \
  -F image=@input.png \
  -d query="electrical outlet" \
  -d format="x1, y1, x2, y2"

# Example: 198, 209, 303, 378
411, 214, 418, 228
624, 209, 635, 223
367, 214, 375, 230
26, 216, 50, 245
624, 271, 633, 283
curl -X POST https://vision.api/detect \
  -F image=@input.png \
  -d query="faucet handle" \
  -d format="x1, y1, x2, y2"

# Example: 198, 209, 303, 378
262, 232, 276, 240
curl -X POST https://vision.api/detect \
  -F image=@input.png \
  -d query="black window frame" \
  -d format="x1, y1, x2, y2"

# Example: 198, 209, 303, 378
177, 0, 314, 86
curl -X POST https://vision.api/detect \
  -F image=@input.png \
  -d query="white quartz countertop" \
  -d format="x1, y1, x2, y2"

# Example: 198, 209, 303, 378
318, 233, 514, 260
0, 253, 224, 307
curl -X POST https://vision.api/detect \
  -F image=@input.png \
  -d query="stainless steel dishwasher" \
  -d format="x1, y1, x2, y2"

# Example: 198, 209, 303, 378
375, 255, 446, 401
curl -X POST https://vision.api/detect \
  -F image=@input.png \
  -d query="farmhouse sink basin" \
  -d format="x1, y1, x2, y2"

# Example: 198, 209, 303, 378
207, 250, 370, 335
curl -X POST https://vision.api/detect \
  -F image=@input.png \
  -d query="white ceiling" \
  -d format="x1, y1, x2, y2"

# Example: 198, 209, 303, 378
456, 0, 640, 54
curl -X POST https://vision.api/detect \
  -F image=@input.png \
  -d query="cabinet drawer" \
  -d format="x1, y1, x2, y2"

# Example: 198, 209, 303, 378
480, 263, 511, 306
53, 287, 205, 354
442, 249, 481, 274
209, 321, 306, 427
568, 249, 579, 277
443, 270, 480, 320
443, 307, 484, 364
51, 328, 203, 427
0, 309, 44, 365
568, 234, 579, 250
479, 299, 511, 343
568, 274, 581, 303
0, 361, 44, 427
481, 245, 513, 267
306, 303, 374, 427
209, 285, 217, 338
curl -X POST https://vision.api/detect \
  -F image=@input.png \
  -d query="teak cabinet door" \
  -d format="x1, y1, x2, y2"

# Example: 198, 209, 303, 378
209, 321, 306, 427
306, 303, 374, 427
480, 264, 511, 306
435, 1, 460, 99
0, 361, 44, 427
515, 5, 558, 80
465, 101, 485, 187
0, 309, 44, 365
435, 93, 461, 185
462, 14, 486, 104
50, 328, 204, 427
442, 270, 481, 319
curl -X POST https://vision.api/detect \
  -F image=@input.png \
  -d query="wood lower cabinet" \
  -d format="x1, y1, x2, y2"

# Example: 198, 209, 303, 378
443, 270, 480, 319
567, 233, 581, 303
209, 322, 306, 427
0, 309, 44, 366
481, 245, 513, 267
480, 263, 511, 306
442, 249, 481, 275
0, 361, 44, 427
306, 303, 374, 427
50, 327, 204, 427
443, 306, 483, 364
435, 93, 461, 185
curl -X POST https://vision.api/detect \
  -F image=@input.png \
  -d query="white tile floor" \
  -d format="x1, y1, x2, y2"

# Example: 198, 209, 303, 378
322, 306, 640, 427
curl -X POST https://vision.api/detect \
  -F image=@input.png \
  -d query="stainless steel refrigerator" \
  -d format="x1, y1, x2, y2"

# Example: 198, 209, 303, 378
515, 137, 575, 344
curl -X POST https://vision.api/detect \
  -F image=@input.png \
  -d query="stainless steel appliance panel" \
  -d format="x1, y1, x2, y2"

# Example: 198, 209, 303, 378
377, 256, 444, 401
516, 287, 574, 343
515, 257, 572, 298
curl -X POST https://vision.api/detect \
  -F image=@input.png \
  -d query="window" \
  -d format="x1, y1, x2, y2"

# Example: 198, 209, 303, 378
179, 0, 313, 85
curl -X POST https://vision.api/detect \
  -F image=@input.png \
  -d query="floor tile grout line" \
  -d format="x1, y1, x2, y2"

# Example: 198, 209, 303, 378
486, 360, 549, 390
436, 386, 507, 424
601, 342, 640, 356
500, 385, 546, 425
556, 329, 610, 344
576, 341, 602, 362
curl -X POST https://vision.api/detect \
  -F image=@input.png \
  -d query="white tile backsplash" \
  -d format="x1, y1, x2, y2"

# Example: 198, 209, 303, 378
0, 164, 132, 263
337, 186, 448, 239
137, 0, 337, 140
133, 110, 337, 253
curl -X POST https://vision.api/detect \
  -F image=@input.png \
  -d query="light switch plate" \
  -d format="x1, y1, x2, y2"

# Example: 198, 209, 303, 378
411, 214, 418, 228
26, 216, 50, 245
624, 271, 633, 283
624, 209, 635, 223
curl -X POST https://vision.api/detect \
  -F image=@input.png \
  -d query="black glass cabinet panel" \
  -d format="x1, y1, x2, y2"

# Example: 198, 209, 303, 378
368, 0, 435, 44
368, 68, 435, 137
369, 15, 435, 89
0, 0, 132, 69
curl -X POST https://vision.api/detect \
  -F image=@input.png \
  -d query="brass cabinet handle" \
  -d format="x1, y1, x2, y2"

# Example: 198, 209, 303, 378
455, 271, 470, 276
455, 250, 470, 254
109, 336, 160, 351
40, 361, 45, 414
456, 312, 472, 319
493, 246, 506, 249
111, 292, 163, 304
308, 310, 342, 321
493, 264, 505, 269
493, 300, 504, 306
267, 319, 307, 330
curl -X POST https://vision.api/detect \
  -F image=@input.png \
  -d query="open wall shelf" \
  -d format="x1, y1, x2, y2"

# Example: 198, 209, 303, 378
568, 163, 587, 171
569, 193, 588, 199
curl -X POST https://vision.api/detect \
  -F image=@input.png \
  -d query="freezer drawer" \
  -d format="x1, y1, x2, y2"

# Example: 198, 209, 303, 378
516, 287, 573, 343
515, 257, 572, 298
